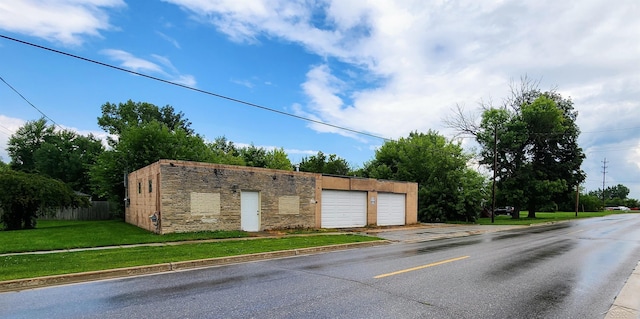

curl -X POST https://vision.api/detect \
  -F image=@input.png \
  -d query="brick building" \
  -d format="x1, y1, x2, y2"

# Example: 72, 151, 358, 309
126, 160, 418, 234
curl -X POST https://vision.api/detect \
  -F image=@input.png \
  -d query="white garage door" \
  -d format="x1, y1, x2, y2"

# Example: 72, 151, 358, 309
377, 193, 406, 226
321, 190, 367, 228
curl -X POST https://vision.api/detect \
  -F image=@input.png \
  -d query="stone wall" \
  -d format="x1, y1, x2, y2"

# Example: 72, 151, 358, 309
126, 160, 418, 234
157, 160, 318, 234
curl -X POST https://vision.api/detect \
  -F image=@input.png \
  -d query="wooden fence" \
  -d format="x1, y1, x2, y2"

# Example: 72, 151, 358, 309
40, 201, 112, 221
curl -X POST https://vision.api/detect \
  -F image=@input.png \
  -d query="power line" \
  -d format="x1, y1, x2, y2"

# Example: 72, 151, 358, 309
0, 34, 391, 142
0, 75, 62, 130
581, 126, 640, 134
601, 158, 608, 208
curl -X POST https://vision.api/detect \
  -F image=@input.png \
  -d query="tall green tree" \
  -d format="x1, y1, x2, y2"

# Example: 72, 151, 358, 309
470, 85, 585, 218
0, 170, 88, 230
7, 118, 104, 195
299, 151, 351, 175
91, 101, 211, 214
363, 131, 488, 222
240, 144, 268, 168
7, 118, 55, 172
264, 148, 293, 170
98, 100, 194, 140
589, 184, 632, 207
208, 136, 244, 165
33, 131, 104, 195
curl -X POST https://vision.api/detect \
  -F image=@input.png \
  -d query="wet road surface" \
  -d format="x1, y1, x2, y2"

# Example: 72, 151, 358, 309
1, 214, 639, 318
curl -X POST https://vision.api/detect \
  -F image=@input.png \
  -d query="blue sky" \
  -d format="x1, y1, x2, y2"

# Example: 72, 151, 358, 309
0, 1, 639, 199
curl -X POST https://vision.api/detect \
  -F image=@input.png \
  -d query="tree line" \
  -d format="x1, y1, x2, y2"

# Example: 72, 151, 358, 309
1, 81, 636, 230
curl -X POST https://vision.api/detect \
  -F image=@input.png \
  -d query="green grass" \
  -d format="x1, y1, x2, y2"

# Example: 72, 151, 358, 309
0, 235, 380, 281
0, 220, 381, 281
474, 211, 638, 225
0, 220, 249, 254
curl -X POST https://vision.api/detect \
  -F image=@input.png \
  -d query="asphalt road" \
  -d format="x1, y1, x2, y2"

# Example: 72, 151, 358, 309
1, 214, 639, 319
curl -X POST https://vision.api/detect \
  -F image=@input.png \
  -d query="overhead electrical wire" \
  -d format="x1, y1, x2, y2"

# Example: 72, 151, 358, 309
0, 34, 391, 142
0, 123, 13, 137
0, 74, 63, 130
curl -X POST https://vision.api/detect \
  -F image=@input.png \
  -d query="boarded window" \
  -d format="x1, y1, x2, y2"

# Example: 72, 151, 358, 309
278, 196, 300, 215
191, 192, 221, 223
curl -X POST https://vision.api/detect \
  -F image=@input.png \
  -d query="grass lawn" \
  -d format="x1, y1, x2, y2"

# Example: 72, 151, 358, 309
474, 211, 638, 225
0, 235, 380, 281
0, 220, 381, 281
0, 220, 249, 254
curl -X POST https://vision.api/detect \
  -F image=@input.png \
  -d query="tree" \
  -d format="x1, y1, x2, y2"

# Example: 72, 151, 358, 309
91, 122, 211, 208
90, 102, 210, 214
7, 118, 55, 172
7, 118, 104, 195
240, 144, 268, 168
578, 194, 603, 212
33, 131, 104, 195
0, 170, 88, 230
606, 184, 630, 200
208, 136, 245, 165
589, 184, 632, 207
363, 131, 488, 222
299, 151, 351, 175
98, 100, 194, 139
265, 148, 293, 170
450, 80, 585, 218
236, 144, 292, 170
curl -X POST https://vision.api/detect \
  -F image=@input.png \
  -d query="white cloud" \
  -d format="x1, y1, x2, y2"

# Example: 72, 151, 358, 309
166, 0, 640, 196
102, 49, 164, 73
156, 31, 181, 49
231, 79, 254, 89
0, 0, 125, 45
101, 49, 197, 87
165, 0, 639, 137
0, 115, 25, 163
3, 0, 638, 196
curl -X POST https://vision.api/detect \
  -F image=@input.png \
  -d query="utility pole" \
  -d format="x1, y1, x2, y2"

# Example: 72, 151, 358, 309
491, 126, 497, 224
602, 158, 608, 210
575, 183, 579, 217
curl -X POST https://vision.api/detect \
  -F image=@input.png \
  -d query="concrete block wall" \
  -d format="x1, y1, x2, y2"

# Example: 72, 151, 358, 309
126, 162, 161, 233
157, 160, 318, 234
320, 175, 418, 226
126, 160, 418, 234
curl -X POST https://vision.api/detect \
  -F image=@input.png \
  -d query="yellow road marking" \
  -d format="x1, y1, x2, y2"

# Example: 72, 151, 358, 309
567, 229, 585, 236
374, 256, 470, 279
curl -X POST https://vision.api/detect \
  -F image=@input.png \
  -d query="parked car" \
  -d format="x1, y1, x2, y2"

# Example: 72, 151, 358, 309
494, 206, 514, 215
606, 206, 631, 211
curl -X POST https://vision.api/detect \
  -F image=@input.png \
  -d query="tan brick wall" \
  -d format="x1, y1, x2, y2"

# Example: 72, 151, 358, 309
125, 162, 161, 233
157, 160, 318, 233
126, 160, 418, 234
405, 183, 419, 224
321, 175, 418, 226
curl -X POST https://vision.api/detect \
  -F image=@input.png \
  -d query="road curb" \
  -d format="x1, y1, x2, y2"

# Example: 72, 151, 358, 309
605, 261, 640, 319
0, 240, 389, 293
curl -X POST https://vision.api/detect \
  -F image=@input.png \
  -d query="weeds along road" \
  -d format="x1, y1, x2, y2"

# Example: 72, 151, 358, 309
2, 214, 639, 319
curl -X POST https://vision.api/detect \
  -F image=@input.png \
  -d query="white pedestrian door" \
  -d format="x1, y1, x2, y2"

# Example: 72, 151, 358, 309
241, 191, 260, 231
